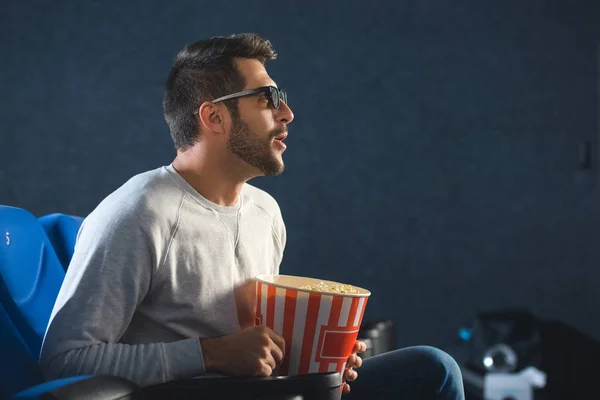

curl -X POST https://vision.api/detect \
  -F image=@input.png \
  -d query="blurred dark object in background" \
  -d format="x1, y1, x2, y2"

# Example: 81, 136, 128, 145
449, 309, 600, 400
463, 310, 542, 374
358, 320, 397, 359
538, 318, 600, 399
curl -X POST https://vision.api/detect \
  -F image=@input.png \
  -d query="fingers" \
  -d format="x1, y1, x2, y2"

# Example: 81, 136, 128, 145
258, 351, 278, 376
259, 359, 273, 376
347, 354, 363, 369
265, 327, 286, 359
342, 382, 351, 394
353, 340, 367, 354
270, 339, 285, 364
344, 368, 358, 382
261, 327, 285, 364
342, 365, 359, 395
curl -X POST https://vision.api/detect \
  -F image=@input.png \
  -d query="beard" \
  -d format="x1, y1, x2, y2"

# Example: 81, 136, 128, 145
226, 111, 286, 176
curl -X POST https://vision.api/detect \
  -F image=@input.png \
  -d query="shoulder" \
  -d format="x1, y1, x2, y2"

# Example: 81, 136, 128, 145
84, 166, 184, 236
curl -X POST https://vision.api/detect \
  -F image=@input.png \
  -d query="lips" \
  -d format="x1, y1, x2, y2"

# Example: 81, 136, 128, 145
273, 132, 288, 141
272, 131, 288, 151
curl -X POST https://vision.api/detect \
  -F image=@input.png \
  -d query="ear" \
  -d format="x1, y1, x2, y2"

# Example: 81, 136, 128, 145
197, 101, 226, 135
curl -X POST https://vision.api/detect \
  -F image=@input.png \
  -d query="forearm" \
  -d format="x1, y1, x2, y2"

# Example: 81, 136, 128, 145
40, 338, 205, 387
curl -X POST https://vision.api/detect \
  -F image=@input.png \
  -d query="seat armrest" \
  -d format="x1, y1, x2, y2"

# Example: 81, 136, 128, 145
11, 375, 143, 400
143, 372, 342, 400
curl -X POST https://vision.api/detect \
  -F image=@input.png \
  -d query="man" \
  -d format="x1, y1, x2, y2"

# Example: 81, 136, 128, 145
40, 33, 464, 399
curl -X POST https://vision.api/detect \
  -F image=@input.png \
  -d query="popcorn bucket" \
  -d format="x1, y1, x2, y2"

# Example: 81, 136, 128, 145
255, 275, 370, 379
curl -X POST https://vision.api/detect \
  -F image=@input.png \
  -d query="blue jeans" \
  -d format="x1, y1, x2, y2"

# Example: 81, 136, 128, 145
347, 346, 465, 400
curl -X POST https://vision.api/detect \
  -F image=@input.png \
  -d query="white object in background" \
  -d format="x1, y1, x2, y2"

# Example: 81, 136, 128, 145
519, 366, 546, 388
483, 367, 546, 400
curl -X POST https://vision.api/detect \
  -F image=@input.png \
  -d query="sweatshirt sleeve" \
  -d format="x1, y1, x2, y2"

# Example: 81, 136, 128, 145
272, 201, 286, 274
39, 204, 205, 387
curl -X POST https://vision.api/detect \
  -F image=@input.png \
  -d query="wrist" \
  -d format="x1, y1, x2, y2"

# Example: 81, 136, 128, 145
200, 337, 217, 373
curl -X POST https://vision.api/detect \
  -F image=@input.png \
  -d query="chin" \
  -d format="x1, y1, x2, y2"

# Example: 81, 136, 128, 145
263, 162, 285, 177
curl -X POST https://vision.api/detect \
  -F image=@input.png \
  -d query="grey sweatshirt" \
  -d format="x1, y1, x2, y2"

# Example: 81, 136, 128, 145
39, 165, 285, 387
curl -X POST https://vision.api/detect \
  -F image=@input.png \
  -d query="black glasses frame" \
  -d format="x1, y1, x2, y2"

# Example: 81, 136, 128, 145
192, 86, 287, 115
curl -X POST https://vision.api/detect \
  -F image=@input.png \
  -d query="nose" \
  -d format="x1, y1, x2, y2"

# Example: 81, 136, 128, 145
276, 100, 294, 125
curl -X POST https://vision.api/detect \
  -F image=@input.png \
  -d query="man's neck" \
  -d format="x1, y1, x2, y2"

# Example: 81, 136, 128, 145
172, 147, 250, 207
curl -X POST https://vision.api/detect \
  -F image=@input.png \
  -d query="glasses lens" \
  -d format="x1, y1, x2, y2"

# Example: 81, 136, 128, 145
279, 89, 287, 106
268, 86, 279, 108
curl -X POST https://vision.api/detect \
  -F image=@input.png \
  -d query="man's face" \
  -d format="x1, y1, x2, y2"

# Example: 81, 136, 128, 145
226, 58, 294, 176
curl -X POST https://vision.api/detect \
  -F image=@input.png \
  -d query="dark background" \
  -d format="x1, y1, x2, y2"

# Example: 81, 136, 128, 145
1, 0, 599, 351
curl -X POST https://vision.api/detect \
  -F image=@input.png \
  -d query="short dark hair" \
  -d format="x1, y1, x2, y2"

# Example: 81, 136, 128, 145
163, 33, 277, 150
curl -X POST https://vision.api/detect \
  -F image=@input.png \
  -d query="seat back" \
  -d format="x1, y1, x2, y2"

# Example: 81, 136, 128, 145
39, 213, 84, 271
0, 205, 65, 355
0, 301, 43, 399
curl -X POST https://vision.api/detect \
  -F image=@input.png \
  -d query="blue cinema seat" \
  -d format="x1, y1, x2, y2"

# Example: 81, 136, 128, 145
0, 205, 143, 399
0, 299, 112, 399
0, 299, 45, 398
0, 205, 65, 355
39, 213, 84, 271
1, 299, 142, 399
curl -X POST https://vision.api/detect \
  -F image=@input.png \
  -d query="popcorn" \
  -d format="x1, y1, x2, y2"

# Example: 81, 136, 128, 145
300, 281, 359, 294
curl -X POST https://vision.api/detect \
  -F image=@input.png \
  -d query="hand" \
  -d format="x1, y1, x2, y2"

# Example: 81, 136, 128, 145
342, 340, 366, 395
200, 325, 285, 376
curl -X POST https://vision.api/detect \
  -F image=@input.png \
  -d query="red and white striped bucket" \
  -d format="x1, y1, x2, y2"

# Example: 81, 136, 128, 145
255, 275, 370, 379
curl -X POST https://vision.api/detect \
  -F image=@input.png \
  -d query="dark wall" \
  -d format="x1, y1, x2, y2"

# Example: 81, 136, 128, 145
1, 0, 599, 349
